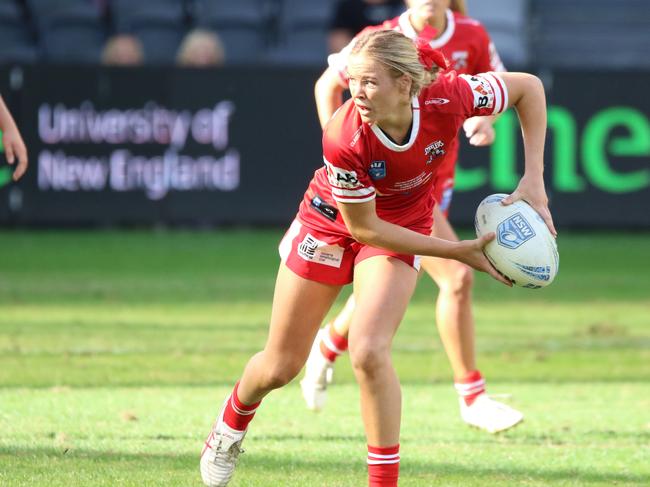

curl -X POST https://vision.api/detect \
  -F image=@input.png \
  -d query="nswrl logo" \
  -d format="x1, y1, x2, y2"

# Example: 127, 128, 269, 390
497, 212, 536, 249
0, 130, 11, 188
369, 161, 386, 180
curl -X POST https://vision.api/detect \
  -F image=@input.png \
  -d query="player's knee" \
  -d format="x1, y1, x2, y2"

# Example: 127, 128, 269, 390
261, 359, 302, 389
349, 341, 390, 380
440, 263, 474, 297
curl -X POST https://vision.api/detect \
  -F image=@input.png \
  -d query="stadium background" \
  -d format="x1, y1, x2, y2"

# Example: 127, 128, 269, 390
0, 1, 649, 486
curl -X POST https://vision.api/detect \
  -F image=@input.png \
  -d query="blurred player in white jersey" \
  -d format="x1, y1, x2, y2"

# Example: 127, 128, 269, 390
200, 29, 554, 487
302, 0, 524, 434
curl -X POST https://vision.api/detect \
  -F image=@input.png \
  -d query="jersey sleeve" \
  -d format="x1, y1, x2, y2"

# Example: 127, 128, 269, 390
457, 72, 509, 117
322, 132, 375, 204
487, 41, 506, 72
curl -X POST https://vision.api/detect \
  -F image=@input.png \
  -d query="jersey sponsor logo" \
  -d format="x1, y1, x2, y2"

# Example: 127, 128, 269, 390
368, 160, 386, 180
336, 172, 359, 186
451, 50, 468, 71
350, 126, 363, 147
497, 213, 536, 249
424, 140, 445, 164
297, 233, 344, 268
424, 98, 450, 105
462, 75, 495, 110
474, 84, 488, 96
325, 161, 361, 189
310, 195, 339, 222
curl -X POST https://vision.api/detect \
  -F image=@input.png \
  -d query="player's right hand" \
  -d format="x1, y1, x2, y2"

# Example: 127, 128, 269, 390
454, 233, 513, 287
3, 125, 28, 181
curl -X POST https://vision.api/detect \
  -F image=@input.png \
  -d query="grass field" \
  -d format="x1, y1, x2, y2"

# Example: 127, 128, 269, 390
0, 230, 649, 486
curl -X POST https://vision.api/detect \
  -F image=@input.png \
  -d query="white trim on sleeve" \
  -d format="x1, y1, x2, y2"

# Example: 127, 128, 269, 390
332, 186, 375, 197
332, 193, 376, 204
482, 72, 509, 114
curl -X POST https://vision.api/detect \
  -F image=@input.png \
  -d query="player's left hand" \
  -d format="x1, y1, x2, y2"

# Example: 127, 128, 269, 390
3, 125, 28, 181
463, 116, 495, 146
502, 174, 557, 237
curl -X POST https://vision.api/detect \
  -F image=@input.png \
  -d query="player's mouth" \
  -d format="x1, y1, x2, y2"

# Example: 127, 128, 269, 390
355, 104, 372, 115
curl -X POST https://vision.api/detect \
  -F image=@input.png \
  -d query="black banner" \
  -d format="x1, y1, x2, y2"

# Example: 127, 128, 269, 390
0, 66, 648, 228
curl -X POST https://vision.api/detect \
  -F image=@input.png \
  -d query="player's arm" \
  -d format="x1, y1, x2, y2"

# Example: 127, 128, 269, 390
314, 66, 347, 129
0, 95, 28, 181
463, 30, 506, 146
337, 198, 511, 285
497, 72, 556, 236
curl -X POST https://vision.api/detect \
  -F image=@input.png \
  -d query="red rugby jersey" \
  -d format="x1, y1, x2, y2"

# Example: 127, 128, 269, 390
326, 8, 506, 191
328, 9, 505, 83
297, 71, 508, 237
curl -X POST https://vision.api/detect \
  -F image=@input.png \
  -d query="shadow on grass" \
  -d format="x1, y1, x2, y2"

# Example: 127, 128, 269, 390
1, 445, 648, 485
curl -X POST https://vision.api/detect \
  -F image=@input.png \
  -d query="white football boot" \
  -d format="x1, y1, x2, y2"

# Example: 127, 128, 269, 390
460, 393, 524, 433
300, 328, 334, 411
200, 400, 247, 487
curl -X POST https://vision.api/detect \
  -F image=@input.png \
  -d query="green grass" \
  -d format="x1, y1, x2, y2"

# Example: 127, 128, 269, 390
0, 230, 649, 486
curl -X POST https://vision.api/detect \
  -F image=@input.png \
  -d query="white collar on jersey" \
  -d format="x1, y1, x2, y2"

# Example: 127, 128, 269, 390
370, 97, 420, 152
398, 8, 455, 49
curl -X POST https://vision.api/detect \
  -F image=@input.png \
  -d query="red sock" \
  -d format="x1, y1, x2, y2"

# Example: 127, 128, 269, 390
367, 444, 400, 487
319, 324, 349, 362
222, 382, 261, 431
455, 370, 485, 406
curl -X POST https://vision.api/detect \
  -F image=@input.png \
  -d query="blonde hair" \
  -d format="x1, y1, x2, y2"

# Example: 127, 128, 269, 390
450, 0, 467, 15
350, 30, 439, 97
102, 34, 144, 66
176, 29, 225, 67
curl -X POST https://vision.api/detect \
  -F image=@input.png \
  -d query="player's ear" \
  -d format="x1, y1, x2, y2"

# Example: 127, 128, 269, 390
397, 74, 412, 96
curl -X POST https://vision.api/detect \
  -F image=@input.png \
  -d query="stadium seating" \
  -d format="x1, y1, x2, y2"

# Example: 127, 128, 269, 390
530, 0, 650, 68
0, 1, 38, 64
191, 0, 275, 64
265, 0, 336, 66
466, 0, 530, 67
26, 0, 105, 64
0, 0, 646, 68
111, 0, 187, 64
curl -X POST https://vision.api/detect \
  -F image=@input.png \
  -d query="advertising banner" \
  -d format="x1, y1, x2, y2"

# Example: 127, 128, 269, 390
0, 66, 648, 228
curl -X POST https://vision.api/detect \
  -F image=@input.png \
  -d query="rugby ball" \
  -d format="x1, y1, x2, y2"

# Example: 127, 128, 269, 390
475, 194, 559, 289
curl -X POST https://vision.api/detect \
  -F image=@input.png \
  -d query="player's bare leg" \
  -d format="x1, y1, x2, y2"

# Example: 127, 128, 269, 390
201, 264, 341, 486
424, 207, 523, 433
300, 293, 355, 410
426, 207, 477, 378
349, 256, 418, 486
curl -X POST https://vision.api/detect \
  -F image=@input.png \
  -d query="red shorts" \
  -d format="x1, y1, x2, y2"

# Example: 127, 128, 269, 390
279, 220, 422, 286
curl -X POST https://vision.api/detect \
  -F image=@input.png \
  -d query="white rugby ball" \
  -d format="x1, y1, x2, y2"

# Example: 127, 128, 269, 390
474, 194, 559, 288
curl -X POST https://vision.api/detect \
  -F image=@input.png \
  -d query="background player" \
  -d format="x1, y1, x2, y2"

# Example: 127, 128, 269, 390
200, 30, 554, 487
302, 0, 523, 433
0, 94, 28, 181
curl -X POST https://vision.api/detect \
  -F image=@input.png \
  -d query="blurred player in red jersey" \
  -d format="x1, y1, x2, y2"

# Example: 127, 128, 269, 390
301, 0, 523, 434
201, 29, 555, 487
0, 94, 28, 181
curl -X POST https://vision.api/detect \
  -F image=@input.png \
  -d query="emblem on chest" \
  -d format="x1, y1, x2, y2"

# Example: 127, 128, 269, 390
369, 160, 386, 180
424, 140, 446, 164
